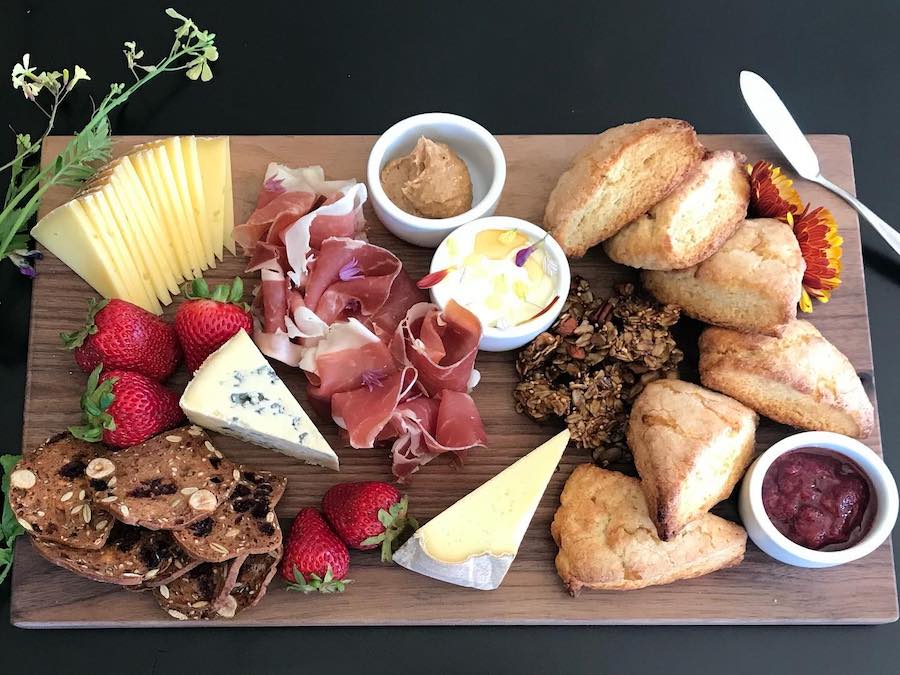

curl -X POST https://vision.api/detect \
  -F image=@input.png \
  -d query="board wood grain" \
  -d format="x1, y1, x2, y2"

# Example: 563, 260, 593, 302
11, 134, 897, 627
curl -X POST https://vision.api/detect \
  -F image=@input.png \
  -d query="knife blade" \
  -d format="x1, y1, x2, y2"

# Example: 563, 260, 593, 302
739, 70, 820, 180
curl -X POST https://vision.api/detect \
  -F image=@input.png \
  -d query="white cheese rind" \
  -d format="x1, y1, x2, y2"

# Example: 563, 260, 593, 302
180, 329, 339, 470
392, 430, 570, 590
392, 539, 514, 591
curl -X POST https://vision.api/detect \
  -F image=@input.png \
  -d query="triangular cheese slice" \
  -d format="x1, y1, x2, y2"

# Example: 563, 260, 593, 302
179, 329, 339, 470
393, 430, 569, 590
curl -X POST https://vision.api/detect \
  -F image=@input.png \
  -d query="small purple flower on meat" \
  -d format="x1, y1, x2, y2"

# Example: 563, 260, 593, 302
263, 175, 285, 193
514, 234, 549, 267
360, 369, 386, 391
338, 257, 364, 282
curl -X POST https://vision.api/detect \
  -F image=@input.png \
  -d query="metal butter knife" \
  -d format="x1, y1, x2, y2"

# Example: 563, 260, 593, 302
740, 70, 900, 257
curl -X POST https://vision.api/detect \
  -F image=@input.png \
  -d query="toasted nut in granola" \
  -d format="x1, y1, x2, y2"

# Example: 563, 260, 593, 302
514, 277, 683, 467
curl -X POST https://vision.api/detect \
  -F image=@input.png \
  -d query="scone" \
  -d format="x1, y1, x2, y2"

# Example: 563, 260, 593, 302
642, 218, 805, 336
544, 119, 704, 257
551, 465, 746, 595
603, 150, 750, 270
627, 380, 758, 540
699, 320, 875, 438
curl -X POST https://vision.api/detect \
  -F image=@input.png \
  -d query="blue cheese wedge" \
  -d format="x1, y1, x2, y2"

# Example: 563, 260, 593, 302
393, 430, 569, 590
180, 329, 339, 470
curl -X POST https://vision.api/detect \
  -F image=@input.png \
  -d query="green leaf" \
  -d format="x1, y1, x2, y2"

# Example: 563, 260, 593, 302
0, 454, 26, 585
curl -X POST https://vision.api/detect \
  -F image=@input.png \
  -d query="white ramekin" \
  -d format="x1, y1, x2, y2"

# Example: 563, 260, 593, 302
738, 431, 898, 568
366, 113, 507, 247
428, 216, 570, 352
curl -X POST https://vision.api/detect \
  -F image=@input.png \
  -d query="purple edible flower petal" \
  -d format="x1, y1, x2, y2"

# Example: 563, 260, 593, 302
360, 369, 386, 392
19, 264, 36, 278
338, 257, 364, 281
263, 175, 285, 193
514, 234, 549, 267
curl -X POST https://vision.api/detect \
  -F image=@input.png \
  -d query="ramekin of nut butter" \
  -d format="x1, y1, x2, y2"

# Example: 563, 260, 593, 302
367, 113, 506, 247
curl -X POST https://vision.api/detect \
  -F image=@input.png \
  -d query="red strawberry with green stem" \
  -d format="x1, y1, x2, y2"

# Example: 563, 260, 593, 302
61, 298, 181, 381
281, 508, 350, 593
69, 365, 184, 449
175, 277, 253, 372
322, 482, 418, 562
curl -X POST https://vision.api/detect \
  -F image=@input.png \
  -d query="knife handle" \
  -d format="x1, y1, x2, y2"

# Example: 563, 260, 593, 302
815, 175, 900, 258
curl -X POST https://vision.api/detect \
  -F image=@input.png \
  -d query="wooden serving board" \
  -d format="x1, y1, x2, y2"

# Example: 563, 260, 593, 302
11, 134, 898, 627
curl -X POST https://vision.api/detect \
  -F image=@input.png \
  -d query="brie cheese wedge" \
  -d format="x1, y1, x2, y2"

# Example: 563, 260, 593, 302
393, 430, 569, 590
180, 329, 339, 470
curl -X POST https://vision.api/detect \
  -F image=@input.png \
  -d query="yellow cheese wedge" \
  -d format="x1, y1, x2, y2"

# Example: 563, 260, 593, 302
107, 160, 182, 294
89, 169, 173, 306
195, 136, 228, 259
30, 200, 128, 301
130, 148, 199, 279
162, 137, 215, 269
393, 430, 570, 590
180, 136, 217, 266
79, 191, 161, 313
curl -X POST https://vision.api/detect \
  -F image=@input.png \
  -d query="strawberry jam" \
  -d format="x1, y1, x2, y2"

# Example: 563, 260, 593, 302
762, 450, 873, 550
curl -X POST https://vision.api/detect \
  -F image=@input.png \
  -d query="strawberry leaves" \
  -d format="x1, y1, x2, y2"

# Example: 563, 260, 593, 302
286, 565, 350, 594
360, 495, 419, 562
60, 297, 109, 350
182, 276, 249, 310
69, 364, 118, 442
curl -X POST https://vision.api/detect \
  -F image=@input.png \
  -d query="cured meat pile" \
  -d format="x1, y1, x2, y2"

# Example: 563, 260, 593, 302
234, 164, 487, 480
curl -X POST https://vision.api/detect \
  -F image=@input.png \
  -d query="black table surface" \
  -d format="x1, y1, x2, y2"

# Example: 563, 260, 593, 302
3, 1, 900, 672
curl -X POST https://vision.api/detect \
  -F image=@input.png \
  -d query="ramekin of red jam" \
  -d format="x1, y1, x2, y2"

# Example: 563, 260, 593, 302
739, 432, 898, 568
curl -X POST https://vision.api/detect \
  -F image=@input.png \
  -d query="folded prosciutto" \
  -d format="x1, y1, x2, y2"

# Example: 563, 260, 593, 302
236, 165, 488, 480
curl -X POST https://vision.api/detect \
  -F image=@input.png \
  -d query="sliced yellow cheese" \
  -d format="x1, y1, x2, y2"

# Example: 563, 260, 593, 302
180, 136, 218, 265
161, 137, 215, 269
222, 137, 235, 254
80, 191, 161, 313
130, 148, 199, 279
30, 200, 128, 301
97, 175, 173, 306
393, 430, 570, 590
107, 159, 182, 294
195, 136, 228, 259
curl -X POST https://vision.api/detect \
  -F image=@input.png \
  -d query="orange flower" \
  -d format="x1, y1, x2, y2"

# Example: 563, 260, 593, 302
747, 161, 804, 219
787, 206, 842, 313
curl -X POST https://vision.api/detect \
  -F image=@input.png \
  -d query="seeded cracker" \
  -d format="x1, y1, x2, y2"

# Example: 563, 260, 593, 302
172, 467, 286, 563
153, 561, 234, 620
219, 547, 282, 615
514, 278, 683, 466
94, 426, 238, 530
8, 433, 112, 549
30, 523, 190, 586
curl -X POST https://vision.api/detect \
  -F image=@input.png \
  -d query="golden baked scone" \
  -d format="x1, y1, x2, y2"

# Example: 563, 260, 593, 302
544, 119, 704, 257
551, 465, 746, 595
642, 218, 805, 336
699, 320, 875, 438
627, 380, 758, 540
603, 150, 750, 270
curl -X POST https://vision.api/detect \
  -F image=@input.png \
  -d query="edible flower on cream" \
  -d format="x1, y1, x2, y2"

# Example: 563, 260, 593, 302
429, 228, 558, 329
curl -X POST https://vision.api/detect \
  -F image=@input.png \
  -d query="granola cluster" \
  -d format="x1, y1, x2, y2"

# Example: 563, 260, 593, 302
514, 276, 683, 467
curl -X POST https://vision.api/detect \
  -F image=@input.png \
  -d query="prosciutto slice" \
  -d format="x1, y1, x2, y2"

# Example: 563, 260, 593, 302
391, 301, 481, 396
239, 164, 488, 480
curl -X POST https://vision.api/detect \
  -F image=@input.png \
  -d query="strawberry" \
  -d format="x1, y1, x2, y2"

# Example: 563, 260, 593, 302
281, 508, 350, 593
175, 277, 253, 373
61, 298, 181, 381
322, 482, 418, 562
69, 365, 184, 449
